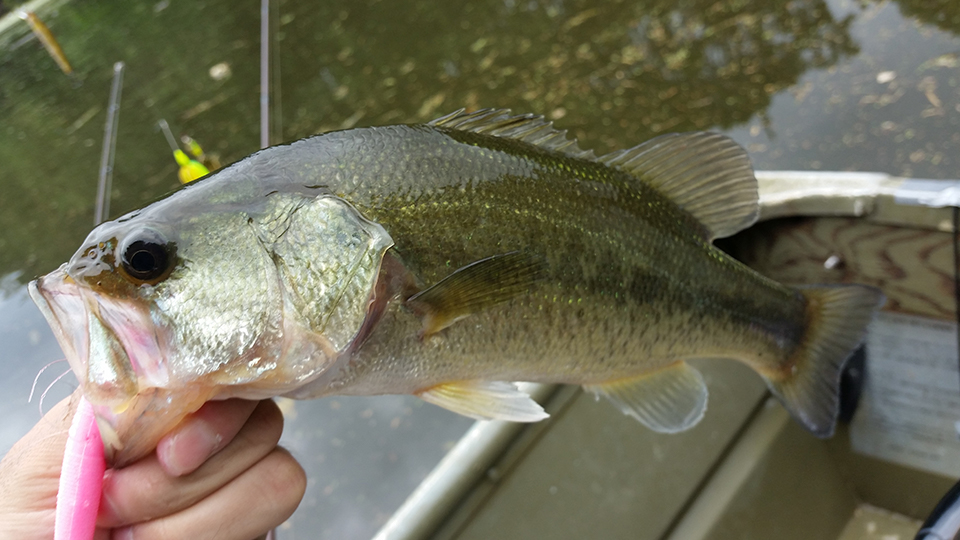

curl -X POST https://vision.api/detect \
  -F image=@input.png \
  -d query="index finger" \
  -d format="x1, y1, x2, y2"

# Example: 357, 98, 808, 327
157, 398, 260, 477
97, 399, 282, 528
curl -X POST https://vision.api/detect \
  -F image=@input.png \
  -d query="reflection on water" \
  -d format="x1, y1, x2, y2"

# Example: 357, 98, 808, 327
890, 0, 960, 34
0, 0, 958, 537
728, 0, 960, 176
278, 0, 857, 145
0, 0, 863, 281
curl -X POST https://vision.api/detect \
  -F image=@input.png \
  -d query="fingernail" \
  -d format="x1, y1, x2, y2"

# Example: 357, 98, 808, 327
113, 525, 134, 540
157, 419, 223, 476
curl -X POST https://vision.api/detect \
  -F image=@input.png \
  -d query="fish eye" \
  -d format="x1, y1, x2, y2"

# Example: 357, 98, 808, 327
119, 230, 174, 283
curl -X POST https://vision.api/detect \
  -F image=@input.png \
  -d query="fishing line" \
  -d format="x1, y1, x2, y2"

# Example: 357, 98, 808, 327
28, 358, 68, 403
38, 369, 73, 416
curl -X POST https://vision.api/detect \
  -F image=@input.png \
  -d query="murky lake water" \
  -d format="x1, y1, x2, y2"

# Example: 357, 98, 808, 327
1, 0, 957, 537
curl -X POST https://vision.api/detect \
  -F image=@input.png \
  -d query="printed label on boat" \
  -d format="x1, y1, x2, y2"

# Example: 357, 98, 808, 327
850, 311, 960, 477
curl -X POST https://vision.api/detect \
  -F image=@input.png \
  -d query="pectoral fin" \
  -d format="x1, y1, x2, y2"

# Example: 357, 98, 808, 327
417, 381, 549, 422
406, 251, 545, 337
584, 361, 708, 433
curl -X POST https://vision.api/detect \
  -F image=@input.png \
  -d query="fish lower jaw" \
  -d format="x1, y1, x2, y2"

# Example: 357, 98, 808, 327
97, 384, 220, 468
28, 271, 89, 377
94, 415, 122, 463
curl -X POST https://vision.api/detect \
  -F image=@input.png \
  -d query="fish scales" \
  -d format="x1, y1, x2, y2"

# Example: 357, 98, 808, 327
261, 126, 803, 390
29, 109, 884, 465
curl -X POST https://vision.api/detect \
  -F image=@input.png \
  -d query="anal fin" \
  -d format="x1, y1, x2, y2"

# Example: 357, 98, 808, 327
416, 381, 548, 422
584, 361, 708, 433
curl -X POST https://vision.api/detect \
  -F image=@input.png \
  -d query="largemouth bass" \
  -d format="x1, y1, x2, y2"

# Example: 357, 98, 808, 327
30, 109, 883, 466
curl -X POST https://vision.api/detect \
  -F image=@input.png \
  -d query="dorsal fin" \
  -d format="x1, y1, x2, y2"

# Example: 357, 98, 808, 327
429, 110, 757, 240
429, 108, 596, 160
599, 132, 758, 240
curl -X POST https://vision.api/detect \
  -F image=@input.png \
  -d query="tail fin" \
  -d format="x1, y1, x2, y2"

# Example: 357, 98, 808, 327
766, 285, 885, 438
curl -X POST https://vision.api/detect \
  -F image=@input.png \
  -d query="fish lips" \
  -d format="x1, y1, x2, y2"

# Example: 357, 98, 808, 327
29, 264, 177, 464
29, 265, 89, 380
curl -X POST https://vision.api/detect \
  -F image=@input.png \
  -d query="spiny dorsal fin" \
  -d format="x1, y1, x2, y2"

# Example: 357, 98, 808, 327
429, 108, 596, 160
430, 110, 757, 240
599, 132, 758, 240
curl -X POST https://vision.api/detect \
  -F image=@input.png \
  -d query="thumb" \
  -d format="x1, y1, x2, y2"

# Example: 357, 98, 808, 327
0, 391, 79, 532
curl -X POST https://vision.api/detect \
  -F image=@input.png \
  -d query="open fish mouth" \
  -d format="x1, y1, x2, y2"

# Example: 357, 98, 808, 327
28, 265, 199, 465
29, 265, 89, 381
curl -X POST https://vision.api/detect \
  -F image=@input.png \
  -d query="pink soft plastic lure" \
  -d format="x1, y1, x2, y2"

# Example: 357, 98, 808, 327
54, 396, 104, 540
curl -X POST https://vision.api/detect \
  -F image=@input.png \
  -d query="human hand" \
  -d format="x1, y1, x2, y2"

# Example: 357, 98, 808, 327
0, 391, 306, 539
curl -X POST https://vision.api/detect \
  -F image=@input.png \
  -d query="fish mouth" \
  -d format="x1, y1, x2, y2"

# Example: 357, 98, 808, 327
29, 265, 208, 466
30, 266, 93, 388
